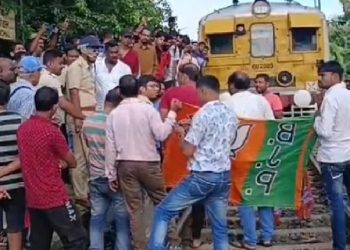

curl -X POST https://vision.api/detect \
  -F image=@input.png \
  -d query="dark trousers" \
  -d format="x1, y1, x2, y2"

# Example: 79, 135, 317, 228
29, 200, 87, 250
60, 124, 71, 184
192, 203, 205, 239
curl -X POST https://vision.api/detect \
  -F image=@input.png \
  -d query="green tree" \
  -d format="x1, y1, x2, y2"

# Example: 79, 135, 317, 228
328, 1, 350, 75
329, 22, 350, 73
339, 0, 350, 18
1, 0, 172, 41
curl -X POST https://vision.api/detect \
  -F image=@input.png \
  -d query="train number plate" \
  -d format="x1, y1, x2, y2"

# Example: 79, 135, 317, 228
252, 63, 274, 70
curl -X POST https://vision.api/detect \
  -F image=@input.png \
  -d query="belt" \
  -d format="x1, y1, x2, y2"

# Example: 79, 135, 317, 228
81, 106, 96, 112
191, 170, 230, 174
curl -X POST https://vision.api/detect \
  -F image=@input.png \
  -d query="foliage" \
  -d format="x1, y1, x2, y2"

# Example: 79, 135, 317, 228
329, 23, 350, 73
1, 0, 172, 42
329, 1, 350, 75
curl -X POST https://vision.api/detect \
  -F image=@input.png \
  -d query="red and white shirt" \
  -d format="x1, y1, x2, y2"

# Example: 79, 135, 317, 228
17, 115, 70, 209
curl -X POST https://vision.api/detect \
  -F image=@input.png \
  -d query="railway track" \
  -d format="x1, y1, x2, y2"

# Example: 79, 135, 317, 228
31, 162, 348, 250
186, 161, 346, 250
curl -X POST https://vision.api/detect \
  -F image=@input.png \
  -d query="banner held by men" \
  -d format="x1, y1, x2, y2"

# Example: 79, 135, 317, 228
163, 103, 316, 209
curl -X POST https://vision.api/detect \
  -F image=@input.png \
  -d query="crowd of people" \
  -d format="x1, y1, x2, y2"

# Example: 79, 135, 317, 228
0, 21, 212, 250
0, 17, 349, 250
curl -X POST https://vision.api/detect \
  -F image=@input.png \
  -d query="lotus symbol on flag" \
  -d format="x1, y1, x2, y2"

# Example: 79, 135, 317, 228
230, 124, 253, 159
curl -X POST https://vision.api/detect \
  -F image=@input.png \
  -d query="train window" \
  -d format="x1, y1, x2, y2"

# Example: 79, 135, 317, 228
291, 28, 317, 52
209, 34, 234, 54
251, 23, 274, 57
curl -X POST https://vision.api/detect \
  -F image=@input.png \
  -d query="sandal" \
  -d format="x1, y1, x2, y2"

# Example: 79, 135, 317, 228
242, 243, 256, 250
191, 239, 203, 249
229, 239, 243, 248
0, 230, 7, 246
258, 240, 273, 247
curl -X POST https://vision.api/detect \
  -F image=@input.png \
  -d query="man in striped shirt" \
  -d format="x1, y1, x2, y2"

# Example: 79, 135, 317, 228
0, 82, 25, 250
83, 87, 131, 250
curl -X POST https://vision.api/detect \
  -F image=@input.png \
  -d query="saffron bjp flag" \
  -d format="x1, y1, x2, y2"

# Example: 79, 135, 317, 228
163, 103, 316, 209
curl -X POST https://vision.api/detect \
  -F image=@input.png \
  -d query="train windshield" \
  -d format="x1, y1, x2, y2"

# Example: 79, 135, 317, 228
291, 28, 317, 52
209, 34, 234, 54
251, 23, 274, 57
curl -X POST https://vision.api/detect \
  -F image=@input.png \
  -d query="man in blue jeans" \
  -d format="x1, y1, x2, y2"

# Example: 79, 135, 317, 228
83, 87, 131, 250
224, 72, 275, 249
314, 61, 350, 250
148, 75, 238, 250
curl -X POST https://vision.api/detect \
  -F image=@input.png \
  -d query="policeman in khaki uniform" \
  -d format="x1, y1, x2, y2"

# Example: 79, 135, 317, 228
66, 35, 102, 208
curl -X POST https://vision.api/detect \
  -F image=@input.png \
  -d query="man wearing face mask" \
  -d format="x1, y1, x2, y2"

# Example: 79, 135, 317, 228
66, 35, 101, 209
134, 27, 158, 75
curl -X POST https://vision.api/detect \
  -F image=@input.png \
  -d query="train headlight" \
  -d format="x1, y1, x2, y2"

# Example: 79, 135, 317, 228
277, 71, 294, 87
252, 0, 271, 17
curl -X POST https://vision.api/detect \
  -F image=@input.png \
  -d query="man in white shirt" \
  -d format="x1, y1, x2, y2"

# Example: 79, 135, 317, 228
224, 72, 275, 250
164, 43, 180, 88
224, 71, 274, 120
95, 40, 131, 111
315, 61, 350, 250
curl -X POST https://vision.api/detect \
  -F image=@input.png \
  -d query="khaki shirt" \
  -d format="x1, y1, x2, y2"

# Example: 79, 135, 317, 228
38, 69, 65, 125
66, 56, 96, 108
134, 43, 158, 75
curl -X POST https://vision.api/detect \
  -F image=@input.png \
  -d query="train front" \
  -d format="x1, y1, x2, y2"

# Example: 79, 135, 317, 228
198, 0, 329, 108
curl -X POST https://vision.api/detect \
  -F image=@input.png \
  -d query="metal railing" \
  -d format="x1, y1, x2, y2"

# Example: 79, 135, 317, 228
283, 104, 318, 118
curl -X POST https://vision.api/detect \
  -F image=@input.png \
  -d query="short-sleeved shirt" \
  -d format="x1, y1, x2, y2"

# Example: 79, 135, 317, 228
264, 92, 283, 113
185, 101, 238, 172
17, 115, 70, 209
82, 112, 107, 179
95, 59, 131, 111
160, 85, 201, 111
8, 79, 36, 119
0, 111, 24, 191
66, 56, 96, 108
38, 69, 65, 125
121, 49, 140, 76
224, 91, 275, 120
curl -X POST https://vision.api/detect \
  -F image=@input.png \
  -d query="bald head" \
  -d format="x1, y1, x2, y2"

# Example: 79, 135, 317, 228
178, 63, 200, 85
227, 71, 251, 94
0, 58, 17, 85
0, 58, 13, 67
